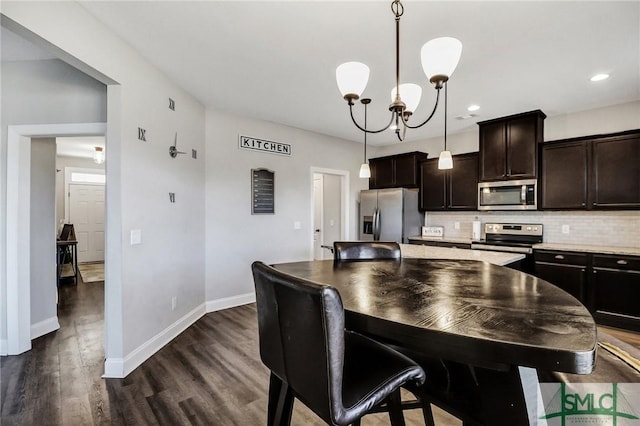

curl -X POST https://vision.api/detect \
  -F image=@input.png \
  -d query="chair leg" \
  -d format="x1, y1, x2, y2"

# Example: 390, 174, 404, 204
419, 398, 436, 426
386, 389, 406, 426
267, 372, 294, 426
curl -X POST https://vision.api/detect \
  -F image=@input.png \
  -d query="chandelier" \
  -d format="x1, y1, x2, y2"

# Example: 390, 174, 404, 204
336, 0, 462, 142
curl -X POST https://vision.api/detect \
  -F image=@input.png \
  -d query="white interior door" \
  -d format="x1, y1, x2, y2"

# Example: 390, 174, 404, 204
313, 174, 324, 260
69, 183, 105, 263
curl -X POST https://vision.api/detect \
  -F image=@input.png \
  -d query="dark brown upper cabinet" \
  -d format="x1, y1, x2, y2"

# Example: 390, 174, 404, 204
369, 151, 428, 189
419, 152, 478, 211
541, 140, 589, 209
540, 130, 640, 210
591, 134, 640, 208
478, 110, 546, 182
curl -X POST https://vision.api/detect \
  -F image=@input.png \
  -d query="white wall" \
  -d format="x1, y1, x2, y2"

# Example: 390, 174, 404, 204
1, 57, 107, 350
30, 138, 57, 330
2, 3, 205, 375
205, 109, 367, 302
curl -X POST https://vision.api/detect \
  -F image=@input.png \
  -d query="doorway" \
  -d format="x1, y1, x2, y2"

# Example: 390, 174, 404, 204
5, 123, 107, 355
310, 168, 350, 260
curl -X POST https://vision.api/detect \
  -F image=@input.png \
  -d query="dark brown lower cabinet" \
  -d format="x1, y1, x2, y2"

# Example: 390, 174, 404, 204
591, 254, 640, 331
534, 250, 640, 331
534, 251, 587, 302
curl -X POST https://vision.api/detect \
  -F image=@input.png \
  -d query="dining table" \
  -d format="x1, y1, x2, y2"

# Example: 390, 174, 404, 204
273, 258, 597, 425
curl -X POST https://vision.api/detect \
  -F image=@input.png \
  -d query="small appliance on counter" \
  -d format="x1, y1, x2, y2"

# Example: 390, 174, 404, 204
422, 226, 444, 239
472, 219, 482, 241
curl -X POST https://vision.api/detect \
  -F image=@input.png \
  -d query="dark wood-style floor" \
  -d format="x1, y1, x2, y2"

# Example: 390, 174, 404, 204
2, 274, 639, 425
0, 275, 461, 425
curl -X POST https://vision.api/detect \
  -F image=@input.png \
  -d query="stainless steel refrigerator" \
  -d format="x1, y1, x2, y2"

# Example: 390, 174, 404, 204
359, 188, 423, 243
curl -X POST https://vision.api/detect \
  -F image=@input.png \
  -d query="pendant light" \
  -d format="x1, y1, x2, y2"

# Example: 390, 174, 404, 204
336, 1, 462, 141
359, 98, 371, 178
437, 83, 453, 170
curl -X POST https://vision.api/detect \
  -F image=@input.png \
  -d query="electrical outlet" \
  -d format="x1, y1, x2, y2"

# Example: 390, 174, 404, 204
171, 297, 177, 311
454, 222, 460, 230
562, 224, 570, 234
294, 221, 301, 230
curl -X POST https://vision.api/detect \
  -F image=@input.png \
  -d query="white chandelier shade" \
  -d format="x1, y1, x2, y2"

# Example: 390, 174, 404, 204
421, 37, 463, 82
391, 83, 422, 114
336, 62, 370, 98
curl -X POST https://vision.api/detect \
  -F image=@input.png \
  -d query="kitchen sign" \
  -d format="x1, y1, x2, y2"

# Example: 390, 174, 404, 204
239, 135, 291, 156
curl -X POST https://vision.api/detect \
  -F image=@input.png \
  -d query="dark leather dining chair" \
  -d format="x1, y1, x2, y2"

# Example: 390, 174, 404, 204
333, 241, 401, 261
251, 261, 426, 426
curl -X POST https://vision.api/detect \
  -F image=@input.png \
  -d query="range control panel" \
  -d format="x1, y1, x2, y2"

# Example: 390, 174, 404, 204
484, 223, 543, 236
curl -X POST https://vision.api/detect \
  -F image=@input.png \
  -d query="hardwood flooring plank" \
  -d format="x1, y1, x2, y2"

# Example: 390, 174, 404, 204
3, 273, 640, 426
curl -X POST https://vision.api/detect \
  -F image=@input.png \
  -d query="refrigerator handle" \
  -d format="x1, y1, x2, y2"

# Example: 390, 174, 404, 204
373, 208, 381, 241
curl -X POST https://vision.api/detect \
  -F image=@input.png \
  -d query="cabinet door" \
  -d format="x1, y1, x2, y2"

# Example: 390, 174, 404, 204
535, 262, 587, 302
370, 157, 394, 189
448, 153, 478, 210
394, 154, 419, 188
591, 135, 640, 209
541, 141, 588, 209
507, 116, 538, 178
419, 159, 446, 211
592, 268, 640, 319
479, 121, 506, 181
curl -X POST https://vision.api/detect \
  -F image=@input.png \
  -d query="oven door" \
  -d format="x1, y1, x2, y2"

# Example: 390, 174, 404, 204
478, 179, 537, 211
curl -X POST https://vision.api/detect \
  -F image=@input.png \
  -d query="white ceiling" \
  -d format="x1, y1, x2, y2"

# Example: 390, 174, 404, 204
5, 1, 640, 147
56, 136, 105, 159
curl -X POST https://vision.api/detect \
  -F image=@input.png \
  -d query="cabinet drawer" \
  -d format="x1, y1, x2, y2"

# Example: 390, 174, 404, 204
534, 250, 588, 266
593, 254, 640, 271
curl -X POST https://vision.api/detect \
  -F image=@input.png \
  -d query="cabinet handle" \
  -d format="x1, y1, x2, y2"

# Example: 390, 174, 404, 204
581, 269, 585, 273
616, 260, 628, 265
593, 270, 597, 274
555, 255, 565, 260
581, 203, 585, 206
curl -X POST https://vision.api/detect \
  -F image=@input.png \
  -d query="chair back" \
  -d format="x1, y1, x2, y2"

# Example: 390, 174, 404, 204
333, 241, 401, 261
251, 261, 345, 423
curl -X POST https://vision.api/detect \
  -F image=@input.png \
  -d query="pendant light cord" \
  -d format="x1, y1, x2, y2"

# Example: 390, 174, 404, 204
364, 102, 368, 162
444, 82, 448, 151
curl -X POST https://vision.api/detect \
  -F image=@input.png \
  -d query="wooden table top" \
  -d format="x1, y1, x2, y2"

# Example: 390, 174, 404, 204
274, 258, 597, 374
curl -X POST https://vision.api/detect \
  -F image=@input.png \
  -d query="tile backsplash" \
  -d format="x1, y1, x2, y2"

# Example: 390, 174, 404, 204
425, 211, 640, 248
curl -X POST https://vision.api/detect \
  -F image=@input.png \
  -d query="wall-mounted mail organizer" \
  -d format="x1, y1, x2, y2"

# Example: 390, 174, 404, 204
252, 168, 275, 214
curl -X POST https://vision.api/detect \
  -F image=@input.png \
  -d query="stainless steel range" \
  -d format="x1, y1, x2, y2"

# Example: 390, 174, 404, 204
471, 223, 543, 272
471, 223, 543, 254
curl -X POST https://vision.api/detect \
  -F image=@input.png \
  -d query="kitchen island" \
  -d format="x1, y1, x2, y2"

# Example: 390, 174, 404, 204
400, 243, 525, 266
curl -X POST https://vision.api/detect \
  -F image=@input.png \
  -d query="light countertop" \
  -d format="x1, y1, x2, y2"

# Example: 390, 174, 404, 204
400, 244, 524, 266
533, 243, 640, 257
407, 236, 473, 244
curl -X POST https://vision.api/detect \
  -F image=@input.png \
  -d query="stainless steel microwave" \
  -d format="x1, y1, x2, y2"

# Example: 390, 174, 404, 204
478, 179, 537, 211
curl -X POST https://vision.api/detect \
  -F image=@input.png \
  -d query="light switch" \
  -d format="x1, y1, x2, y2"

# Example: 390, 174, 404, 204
130, 229, 142, 245
562, 224, 570, 234
294, 221, 301, 230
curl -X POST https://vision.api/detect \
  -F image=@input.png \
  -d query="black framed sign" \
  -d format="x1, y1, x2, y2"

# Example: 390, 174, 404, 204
252, 168, 275, 214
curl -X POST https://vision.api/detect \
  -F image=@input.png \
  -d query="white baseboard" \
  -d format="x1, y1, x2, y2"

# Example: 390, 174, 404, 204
103, 303, 206, 378
31, 316, 60, 340
0, 339, 8, 356
205, 292, 255, 313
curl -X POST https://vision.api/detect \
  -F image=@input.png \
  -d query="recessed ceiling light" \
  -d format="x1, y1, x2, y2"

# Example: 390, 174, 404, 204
455, 114, 477, 120
467, 104, 480, 112
590, 73, 609, 82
